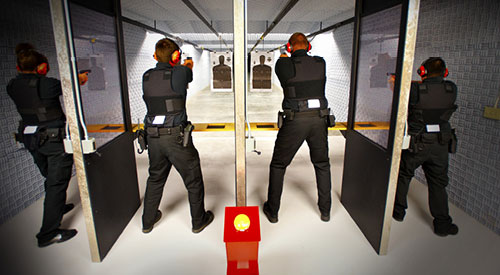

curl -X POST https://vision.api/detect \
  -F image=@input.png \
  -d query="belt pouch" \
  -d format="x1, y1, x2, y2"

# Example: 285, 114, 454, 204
47, 128, 62, 142
146, 127, 159, 138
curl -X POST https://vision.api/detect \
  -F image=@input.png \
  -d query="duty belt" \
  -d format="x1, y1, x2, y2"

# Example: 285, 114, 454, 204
414, 132, 449, 145
146, 125, 183, 137
158, 126, 182, 135
284, 109, 329, 120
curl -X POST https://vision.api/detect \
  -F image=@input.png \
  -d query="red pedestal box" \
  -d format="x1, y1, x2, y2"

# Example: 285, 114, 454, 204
224, 206, 261, 275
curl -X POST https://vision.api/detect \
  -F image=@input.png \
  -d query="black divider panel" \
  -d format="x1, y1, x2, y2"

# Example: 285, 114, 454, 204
341, 131, 391, 253
85, 132, 140, 260
70, 0, 115, 16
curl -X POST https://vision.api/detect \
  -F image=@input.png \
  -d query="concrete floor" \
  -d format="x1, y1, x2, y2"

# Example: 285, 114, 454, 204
187, 85, 283, 123
0, 130, 499, 275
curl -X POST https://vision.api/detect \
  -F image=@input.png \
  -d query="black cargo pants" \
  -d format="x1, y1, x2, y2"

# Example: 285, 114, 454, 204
394, 141, 453, 229
142, 132, 207, 229
267, 115, 332, 216
30, 141, 74, 242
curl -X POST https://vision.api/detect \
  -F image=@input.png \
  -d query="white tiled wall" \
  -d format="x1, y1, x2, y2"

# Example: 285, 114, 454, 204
0, 0, 57, 224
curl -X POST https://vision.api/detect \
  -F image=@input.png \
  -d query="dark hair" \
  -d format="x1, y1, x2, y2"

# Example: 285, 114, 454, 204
289, 32, 309, 48
17, 49, 40, 71
423, 57, 446, 77
15, 43, 48, 71
155, 38, 179, 63
15, 43, 36, 56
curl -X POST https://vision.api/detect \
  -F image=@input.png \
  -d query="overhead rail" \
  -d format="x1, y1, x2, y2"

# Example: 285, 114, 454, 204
307, 17, 355, 38
270, 16, 355, 52
121, 16, 214, 52
181, 0, 229, 48
250, 0, 300, 52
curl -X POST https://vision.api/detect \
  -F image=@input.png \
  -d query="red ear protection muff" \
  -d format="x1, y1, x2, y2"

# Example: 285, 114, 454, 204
36, 62, 49, 76
285, 41, 312, 53
169, 50, 181, 66
16, 65, 21, 72
417, 57, 448, 78
417, 65, 427, 77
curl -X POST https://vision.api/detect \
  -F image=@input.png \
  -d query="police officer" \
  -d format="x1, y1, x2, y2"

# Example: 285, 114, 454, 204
393, 57, 459, 237
141, 38, 213, 234
7, 44, 77, 247
263, 33, 333, 223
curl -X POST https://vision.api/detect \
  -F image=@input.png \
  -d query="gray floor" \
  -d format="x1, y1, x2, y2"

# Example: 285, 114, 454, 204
0, 131, 499, 275
187, 85, 283, 123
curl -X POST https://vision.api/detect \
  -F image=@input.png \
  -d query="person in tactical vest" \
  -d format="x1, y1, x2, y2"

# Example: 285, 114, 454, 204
141, 38, 213, 234
393, 57, 459, 237
263, 33, 335, 223
7, 44, 77, 247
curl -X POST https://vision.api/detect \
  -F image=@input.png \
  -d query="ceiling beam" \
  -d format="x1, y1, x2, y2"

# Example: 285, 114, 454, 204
269, 16, 355, 52
121, 16, 214, 52
250, 0, 300, 52
181, 0, 229, 48
307, 17, 355, 38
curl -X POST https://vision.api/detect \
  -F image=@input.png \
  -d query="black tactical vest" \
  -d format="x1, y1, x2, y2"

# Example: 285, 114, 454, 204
143, 68, 186, 127
7, 76, 64, 125
283, 55, 327, 112
409, 81, 457, 130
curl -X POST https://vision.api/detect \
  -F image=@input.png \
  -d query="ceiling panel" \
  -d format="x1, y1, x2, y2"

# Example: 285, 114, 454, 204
121, 0, 355, 51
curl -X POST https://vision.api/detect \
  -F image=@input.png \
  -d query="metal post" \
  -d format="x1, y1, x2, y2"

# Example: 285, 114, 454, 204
49, 0, 100, 262
380, 0, 420, 255
233, 0, 247, 206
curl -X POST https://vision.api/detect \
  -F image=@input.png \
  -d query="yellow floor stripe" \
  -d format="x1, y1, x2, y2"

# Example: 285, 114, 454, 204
87, 122, 390, 133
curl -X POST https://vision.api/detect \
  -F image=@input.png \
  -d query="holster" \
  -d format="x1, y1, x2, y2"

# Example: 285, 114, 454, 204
277, 111, 285, 128
182, 122, 194, 147
408, 135, 418, 153
15, 121, 24, 143
320, 108, 336, 127
449, 129, 457, 154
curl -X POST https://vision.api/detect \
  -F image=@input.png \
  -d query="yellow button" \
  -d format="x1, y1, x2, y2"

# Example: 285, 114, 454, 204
234, 214, 250, 232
